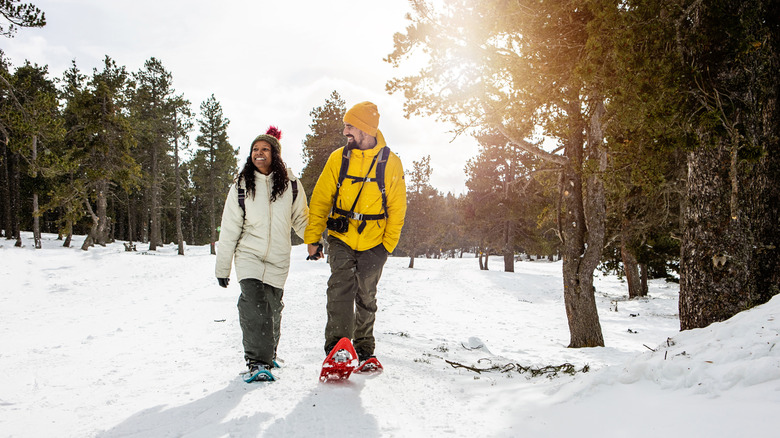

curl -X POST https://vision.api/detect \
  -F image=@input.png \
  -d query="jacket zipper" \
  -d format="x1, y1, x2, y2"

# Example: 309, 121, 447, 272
261, 175, 273, 282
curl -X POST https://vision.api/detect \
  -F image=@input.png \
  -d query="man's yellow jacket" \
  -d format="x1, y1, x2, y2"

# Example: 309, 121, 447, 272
304, 130, 406, 252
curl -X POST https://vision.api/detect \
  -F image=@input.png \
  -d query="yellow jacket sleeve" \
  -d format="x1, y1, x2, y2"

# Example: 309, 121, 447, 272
304, 148, 342, 245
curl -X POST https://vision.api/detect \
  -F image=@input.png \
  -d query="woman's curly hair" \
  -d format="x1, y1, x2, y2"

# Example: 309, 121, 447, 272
238, 127, 289, 202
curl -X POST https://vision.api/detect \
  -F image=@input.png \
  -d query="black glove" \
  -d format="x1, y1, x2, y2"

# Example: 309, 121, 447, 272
306, 242, 324, 261
217, 278, 229, 288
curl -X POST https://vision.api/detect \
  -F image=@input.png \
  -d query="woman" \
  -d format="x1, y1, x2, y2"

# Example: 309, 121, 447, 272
215, 126, 309, 382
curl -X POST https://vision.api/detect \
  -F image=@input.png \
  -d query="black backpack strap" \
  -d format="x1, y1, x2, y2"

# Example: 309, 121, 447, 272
330, 147, 391, 233
241, 179, 297, 218
338, 147, 351, 185
331, 147, 352, 215
375, 146, 390, 218
238, 186, 246, 218
291, 179, 298, 203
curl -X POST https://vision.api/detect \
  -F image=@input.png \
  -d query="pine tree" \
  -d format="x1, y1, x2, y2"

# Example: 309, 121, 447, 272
56, 56, 139, 250
300, 90, 346, 199
129, 57, 181, 250
170, 96, 192, 255
0, 58, 65, 247
397, 155, 440, 268
193, 94, 236, 255
387, 0, 606, 346
6, 62, 62, 248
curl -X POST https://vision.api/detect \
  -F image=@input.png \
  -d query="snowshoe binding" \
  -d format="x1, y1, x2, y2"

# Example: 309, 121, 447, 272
243, 363, 276, 383
354, 356, 384, 375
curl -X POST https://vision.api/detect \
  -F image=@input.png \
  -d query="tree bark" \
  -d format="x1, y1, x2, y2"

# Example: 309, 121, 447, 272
1, 141, 9, 238
32, 135, 41, 249
126, 192, 134, 249
149, 138, 161, 251
11, 151, 21, 246
81, 199, 99, 251
680, 134, 779, 329
96, 179, 109, 245
503, 215, 514, 272
174, 116, 185, 256
209, 141, 217, 255
63, 219, 72, 248
621, 239, 643, 298
503, 156, 515, 273
561, 97, 606, 348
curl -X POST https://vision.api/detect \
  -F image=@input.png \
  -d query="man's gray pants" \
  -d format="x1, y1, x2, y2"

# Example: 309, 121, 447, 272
324, 237, 388, 360
237, 279, 284, 367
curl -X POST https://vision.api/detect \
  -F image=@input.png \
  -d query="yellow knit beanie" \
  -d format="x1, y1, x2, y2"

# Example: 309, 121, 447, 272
343, 101, 380, 137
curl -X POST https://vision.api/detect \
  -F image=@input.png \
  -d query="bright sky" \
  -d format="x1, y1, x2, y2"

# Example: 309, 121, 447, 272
2, 0, 474, 194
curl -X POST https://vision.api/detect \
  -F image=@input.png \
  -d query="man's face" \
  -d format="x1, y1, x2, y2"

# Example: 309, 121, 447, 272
343, 123, 372, 150
251, 140, 273, 174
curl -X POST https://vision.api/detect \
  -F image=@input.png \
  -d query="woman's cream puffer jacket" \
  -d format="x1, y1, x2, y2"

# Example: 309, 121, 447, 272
215, 168, 309, 289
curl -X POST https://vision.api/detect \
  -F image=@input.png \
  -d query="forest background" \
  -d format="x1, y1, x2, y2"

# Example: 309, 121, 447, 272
1, 0, 778, 343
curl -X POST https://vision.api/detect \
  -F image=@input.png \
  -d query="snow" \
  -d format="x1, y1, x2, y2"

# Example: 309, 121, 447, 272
1, 232, 779, 437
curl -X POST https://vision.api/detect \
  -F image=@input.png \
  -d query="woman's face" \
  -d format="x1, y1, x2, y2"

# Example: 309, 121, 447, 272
251, 140, 273, 175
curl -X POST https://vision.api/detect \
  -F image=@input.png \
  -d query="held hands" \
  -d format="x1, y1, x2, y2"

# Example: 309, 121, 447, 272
306, 243, 324, 261
217, 278, 229, 288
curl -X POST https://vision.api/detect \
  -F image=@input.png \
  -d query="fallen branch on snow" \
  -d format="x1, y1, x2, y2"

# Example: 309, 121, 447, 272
444, 358, 589, 378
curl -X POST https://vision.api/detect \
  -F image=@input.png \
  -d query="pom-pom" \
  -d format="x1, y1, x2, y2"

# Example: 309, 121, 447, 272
266, 126, 282, 140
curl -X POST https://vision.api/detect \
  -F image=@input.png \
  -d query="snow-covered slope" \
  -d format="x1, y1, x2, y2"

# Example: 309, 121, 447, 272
1, 233, 777, 437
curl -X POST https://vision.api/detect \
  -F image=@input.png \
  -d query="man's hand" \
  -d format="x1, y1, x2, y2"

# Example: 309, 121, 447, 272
307, 243, 324, 261
217, 278, 229, 288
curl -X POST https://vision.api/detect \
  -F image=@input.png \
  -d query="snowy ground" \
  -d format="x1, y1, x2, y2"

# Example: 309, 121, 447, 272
1, 232, 779, 437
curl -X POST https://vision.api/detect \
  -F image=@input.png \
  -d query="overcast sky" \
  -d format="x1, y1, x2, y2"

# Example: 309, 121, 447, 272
3, 0, 476, 194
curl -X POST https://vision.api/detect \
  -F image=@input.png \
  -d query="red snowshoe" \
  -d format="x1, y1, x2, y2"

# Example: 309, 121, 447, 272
319, 337, 359, 382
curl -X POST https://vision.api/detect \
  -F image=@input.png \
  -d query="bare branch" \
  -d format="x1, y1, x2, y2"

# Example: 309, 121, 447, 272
494, 123, 568, 166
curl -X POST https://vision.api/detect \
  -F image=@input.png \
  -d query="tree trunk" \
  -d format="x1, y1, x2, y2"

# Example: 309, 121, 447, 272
31, 135, 42, 249
503, 250, 514, 272
560, 97, 605, 348
11, 151, 21, 246
503, 219, 514, 273
1, 138, 8, 238
63, 219, 72, 248
639, 263, 649, 296
141, 192, 149, 243
81, 202, 99, 251
149, 139, 161, 251
209, 146, 217, 255
503, 158, 515, 273
126, 192, 134, 249
96, 179, 109, 246
408, 254, 415, 269
174, 119, 185, 256
679, 134, 779, 329
621, 239, 643, 298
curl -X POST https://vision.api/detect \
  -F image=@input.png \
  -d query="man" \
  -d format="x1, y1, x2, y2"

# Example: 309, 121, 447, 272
305, 101, 407, 368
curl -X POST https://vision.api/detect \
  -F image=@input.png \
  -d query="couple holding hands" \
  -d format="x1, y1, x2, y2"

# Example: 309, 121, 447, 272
214, 101, 407, 382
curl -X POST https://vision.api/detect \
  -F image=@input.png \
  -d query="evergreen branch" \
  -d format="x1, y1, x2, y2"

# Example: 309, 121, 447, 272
0, 0, 46, 37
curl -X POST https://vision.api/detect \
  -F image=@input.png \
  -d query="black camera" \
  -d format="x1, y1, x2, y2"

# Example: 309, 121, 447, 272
326, 215, 349, 233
